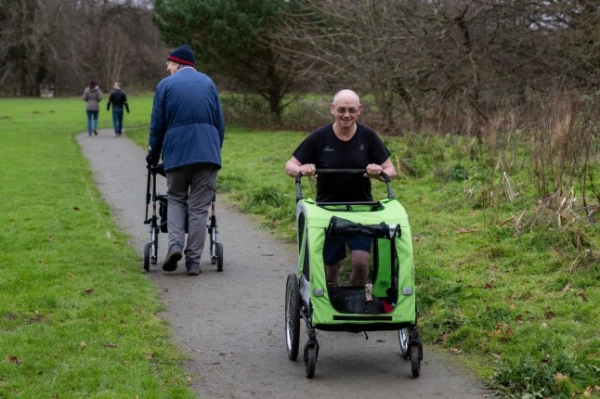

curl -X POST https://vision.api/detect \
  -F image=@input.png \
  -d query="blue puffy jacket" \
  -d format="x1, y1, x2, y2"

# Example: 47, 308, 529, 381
148, 67, 225, 172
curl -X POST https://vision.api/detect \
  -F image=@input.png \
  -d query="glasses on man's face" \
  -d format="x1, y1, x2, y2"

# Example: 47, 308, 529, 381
335, 107, 358, 115
165, 61, 171, 66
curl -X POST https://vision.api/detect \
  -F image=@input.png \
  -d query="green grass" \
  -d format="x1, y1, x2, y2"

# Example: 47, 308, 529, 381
3, 95, 600, 398
0, 97, 196, 398
130, 106, 600, 398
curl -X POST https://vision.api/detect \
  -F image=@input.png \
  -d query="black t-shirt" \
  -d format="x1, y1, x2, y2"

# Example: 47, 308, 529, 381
292, 123, 391, 202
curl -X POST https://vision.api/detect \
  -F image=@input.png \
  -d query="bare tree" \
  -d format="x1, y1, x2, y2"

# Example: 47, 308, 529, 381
276, 0, 600, 134
0, 0, 167, 96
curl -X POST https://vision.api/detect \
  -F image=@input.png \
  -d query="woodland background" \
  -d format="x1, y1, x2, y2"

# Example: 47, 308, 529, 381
3, 0, 600, 136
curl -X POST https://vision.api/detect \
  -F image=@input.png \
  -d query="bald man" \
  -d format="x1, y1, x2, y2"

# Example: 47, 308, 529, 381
285, 89, 396, 287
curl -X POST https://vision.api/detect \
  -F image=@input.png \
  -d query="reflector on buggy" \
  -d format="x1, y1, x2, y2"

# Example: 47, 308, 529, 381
285, 169, 423, 379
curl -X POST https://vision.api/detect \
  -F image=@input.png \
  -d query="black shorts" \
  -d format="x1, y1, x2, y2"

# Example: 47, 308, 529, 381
323, 235, 373, 265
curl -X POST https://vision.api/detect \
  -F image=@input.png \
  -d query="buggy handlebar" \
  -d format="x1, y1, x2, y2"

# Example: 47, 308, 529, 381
294, 168, 395, 202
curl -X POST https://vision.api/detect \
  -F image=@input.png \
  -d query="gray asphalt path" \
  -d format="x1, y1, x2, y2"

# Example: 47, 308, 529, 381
77, 129, 495, 399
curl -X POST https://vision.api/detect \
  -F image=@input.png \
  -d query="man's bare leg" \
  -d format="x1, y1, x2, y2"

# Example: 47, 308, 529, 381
325, 262, 342, 286
349, 250, 370, 287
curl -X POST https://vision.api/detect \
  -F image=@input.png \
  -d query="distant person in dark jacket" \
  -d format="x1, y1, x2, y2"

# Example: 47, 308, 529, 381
82, 80, 102, 136
106, 81, 130, 137
146, 44, 225, 276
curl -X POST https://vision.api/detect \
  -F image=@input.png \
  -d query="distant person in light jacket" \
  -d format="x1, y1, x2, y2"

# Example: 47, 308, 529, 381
82, 80, 102, 136
106, 81, 130, 137
146, 44, 225, 276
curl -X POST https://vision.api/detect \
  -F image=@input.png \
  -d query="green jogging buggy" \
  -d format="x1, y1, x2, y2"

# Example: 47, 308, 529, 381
285, 169, 422, 379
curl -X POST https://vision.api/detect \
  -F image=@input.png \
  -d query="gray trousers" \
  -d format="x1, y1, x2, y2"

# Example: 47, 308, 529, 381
166, 164, 217, 266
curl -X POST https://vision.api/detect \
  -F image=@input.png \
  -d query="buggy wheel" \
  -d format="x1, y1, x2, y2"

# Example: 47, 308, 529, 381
304, 346, 317, 379
410, 345, 421, 378
398, 328, 410, 359
285, 273, 301, 361
216, 242, 224, 272
143, 243, 151, 271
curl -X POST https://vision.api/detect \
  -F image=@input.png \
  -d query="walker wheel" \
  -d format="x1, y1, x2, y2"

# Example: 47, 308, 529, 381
216, 243, 224, 272
143, 243, 151, 271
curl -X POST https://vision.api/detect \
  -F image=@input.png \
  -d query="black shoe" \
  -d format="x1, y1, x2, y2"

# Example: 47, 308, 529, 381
186, 260, 201, 276
162, 245, 183, 272
93, 129, 98, 135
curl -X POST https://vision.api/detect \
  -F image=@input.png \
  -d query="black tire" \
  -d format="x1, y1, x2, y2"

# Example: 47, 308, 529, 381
210, 240, 217, 265
143, 243, 151, 271
285, 273, 301, 361
410, 345, 421, 378
216, 242, 224, 272
398, 328, 410, 359
305, 346, 317, 379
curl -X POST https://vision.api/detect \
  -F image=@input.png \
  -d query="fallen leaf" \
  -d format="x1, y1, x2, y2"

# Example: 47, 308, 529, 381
515, 314, 523, 322
5, 355, 20, 364
541, 354, 550, 364
562, 283, 571, 292
554, 372, 568, 382
439, 333, 450, 345
456, 228, 478, 234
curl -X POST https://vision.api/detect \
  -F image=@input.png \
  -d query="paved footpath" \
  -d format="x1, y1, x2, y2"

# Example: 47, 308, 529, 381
77, 129, 495, 399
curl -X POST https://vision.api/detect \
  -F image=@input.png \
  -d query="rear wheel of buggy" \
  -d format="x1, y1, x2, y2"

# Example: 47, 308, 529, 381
304, 346, 317, 379
143, 243, 151, 271
398, 328, 410, 359
410, 345, 421, 377
285, 273, 301, 360
216, 243, 224, 272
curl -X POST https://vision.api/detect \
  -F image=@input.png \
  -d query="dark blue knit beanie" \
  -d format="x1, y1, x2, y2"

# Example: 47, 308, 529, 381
167, 44, 195, 66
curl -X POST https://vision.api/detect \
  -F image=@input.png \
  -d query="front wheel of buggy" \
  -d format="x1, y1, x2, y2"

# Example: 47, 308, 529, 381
143, 243, 151, 271
216, 242, 224, 272
305, 346, 317, 379
285, 273, 301, 361
398, 328, 410, 359
410, 345, 421, 378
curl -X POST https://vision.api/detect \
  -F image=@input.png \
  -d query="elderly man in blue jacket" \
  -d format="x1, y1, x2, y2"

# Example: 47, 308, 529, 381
147, 44, 225, 276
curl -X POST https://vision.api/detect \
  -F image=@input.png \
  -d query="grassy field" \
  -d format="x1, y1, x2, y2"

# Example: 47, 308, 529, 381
1, 94, 600, 398
0, 97, 196, 398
